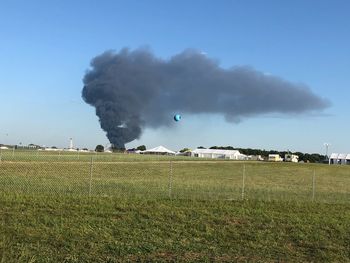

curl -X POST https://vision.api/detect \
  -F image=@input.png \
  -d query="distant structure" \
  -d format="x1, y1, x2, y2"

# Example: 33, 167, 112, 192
66, 138, 77, 152
284, 153, 299, 163
247, 155, 264, 161
143, 145, 175, 155
28, 144, 41, 149
268, 154, 283, 162
42, 147, 61, 151
191, 148, 247, 160
324, 143, 331, 160
329, 153, 350, 165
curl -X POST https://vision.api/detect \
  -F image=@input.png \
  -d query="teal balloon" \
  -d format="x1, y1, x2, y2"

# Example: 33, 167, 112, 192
174, 114, 181, 122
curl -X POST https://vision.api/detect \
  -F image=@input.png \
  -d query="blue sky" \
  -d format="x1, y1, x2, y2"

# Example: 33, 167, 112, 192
0, 0, 349, 154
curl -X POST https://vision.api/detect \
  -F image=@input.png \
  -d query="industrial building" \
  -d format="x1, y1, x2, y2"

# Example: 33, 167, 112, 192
329, 153, 350, 165
191, 148, 247, 160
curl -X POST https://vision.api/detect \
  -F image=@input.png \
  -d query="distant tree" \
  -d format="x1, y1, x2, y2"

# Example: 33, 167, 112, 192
82, 148, 89, 151
197, 146, 206, 149
51, 146, 57, 149
179, 148, 191, 153
95, 145, 104, 152
136, 145, 146, 151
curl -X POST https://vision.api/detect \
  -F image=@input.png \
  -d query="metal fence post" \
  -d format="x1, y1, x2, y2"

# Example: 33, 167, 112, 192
12, 147, 15, 159
0, 148, 2, 162
89, 156, 94, 197
168, 160, 173, 199
241, 164, 246, 200
312, 170, 316, 201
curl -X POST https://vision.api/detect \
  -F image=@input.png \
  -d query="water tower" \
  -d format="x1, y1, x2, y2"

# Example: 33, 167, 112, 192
69, 138, 73, 150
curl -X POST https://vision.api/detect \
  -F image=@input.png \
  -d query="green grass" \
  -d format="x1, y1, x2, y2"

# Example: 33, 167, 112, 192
0, 149, 201, 162
0, 194, 349, 262
1, 159, 349, 203
1, 153, 350, 261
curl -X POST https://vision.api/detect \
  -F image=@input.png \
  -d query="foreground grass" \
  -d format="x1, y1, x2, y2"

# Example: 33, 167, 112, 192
0, 194, 349, 262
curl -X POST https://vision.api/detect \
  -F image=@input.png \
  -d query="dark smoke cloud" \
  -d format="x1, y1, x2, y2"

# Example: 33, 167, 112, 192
82, 48, 330, 149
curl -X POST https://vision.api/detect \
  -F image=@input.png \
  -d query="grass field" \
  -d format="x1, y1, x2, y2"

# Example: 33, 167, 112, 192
0, 149, 199, 162
0, 150, 349, 202
1, 195, 349, 262
0, 150, 350, 261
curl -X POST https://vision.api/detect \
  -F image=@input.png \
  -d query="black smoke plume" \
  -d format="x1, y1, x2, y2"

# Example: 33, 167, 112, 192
82, 48, 330, 149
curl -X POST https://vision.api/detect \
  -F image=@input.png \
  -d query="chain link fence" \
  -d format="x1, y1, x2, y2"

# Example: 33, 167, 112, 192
0, 149, 349, 203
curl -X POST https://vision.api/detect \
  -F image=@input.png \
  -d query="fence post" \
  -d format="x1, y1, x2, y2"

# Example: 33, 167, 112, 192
168, 160, 173, 199
89, 156, 94, 197
12, 147, 15, 159
312, 170, 316, 201
241, 164, 246, 200
0, 148, 2, 162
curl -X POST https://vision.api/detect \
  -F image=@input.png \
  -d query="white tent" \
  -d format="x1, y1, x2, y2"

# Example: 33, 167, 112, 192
143, 145, 176, 155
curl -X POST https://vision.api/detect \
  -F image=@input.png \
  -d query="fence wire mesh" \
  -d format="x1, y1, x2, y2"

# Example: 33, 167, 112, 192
0, 149, 349, 203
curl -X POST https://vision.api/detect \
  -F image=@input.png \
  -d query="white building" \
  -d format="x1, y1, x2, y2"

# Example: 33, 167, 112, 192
247, 155, 264, 161
268, 154, 283, 162
191, 148, 247, 160
284, 154, 299, 163
329, 153, 350, 165
42, 147, 61, 151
